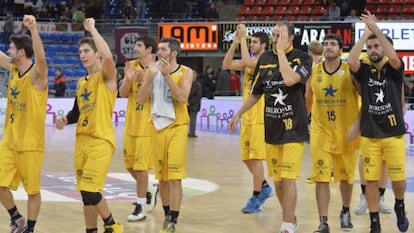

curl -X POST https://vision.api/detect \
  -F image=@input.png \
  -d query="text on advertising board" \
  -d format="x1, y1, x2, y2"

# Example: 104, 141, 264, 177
158, 23, 218, 51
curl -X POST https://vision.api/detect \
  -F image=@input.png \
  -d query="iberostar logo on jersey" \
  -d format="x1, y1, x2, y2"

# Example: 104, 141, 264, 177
265, 88, 293, 119
8, 87, 26, 110
78, 88, 96, 113
367, 79, 393, 115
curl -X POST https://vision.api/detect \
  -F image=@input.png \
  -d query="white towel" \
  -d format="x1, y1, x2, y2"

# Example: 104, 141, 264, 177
151, 70, 176, 130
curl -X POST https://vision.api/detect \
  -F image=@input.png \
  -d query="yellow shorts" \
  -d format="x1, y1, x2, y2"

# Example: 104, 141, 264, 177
75, 135, 114, 192
266, 142, 304, 181
0, 144, 44, 194
361, 136, 406, 181
311, 146, 357, 184
154, 125, 188, 181
123, 134, 154, 170
240, 124, 266, 161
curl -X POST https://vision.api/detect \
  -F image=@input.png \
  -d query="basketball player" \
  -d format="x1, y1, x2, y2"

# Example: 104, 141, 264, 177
305, 34, 359, 233
137, 37, 193, 233
119, 36, 159, 222
222, 24, 272, 213
229, 22, 312, 233
0, 15, 48, 233
55, 18, 123, 233
348, 11, 409, 233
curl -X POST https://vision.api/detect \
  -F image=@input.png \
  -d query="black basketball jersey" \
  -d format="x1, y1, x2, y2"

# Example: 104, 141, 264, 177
252, 46, 312, 144
353, 57, 406, 138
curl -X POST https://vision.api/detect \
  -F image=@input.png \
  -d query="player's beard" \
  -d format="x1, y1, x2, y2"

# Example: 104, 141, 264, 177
369, 53, 383, 63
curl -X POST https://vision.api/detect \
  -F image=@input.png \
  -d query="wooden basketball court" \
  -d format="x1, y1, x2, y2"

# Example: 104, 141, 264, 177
0, 124, 413, 233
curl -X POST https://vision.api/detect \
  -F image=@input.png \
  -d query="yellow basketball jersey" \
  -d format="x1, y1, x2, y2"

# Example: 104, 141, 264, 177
242, 67, 264, 125
169, 64, 191, 128
76, 71, 117, 148
2, 64, 47, 151
310, 61, 359, 153
124, 59, 155, 136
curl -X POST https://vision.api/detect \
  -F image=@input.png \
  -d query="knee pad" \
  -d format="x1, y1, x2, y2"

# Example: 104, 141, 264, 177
81, 191, 102, 206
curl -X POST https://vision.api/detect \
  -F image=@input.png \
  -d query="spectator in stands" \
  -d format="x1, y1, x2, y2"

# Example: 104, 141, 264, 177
50, 67, 66, 97
351, 0, 366, 16
216, 68, 231, 95
229, 70, 240, 96
38, 6, 50, 20
328, 1, 341, 20
205, 66, 217, 98
73, 6, 86, 23
188, 70, 202, 138
3, 12, 14, 48
344, 9, 359, 22
205, 1, 219, 21
406, 75, 414, 103
319, 8, 330, 21
307, 40, 323, 65
59, 6, 72, 22
23, 2, 36, 16
122, 0, 137, 20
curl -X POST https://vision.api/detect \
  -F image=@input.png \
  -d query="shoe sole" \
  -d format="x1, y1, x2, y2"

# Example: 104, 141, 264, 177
147, 183, 159, 212
127, 216, 147, 222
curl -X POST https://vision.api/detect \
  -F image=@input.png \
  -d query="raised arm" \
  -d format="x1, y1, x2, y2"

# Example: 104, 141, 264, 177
84, 18, 117, 90
238, 24, 257, 69
222, 29, 244, 71
362, 11, 401, 69
24, 15, 48, 90
276, 27, 301, 86
348, 26, 371, 73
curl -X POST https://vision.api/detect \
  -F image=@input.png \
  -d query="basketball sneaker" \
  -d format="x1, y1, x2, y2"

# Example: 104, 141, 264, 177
340, 210, 353, 230
147, 183, 159, 212
127, 203, 146, 221
313, 223, 330, 233
241, 195, 261, 213
103, 223, 124, 233
163, 222, 178, 233
394, 203, 409, 232
159, 215, 172, 233
279, 222, 296, 233
354, 194, 368, 215
10, 216, 26, 233
378, 196, 392, 214
258, 186, 273, 205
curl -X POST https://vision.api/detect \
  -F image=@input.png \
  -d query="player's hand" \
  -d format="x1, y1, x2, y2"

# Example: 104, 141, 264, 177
23, 15, 37, 31
276, 27, 289, 53
346, 120, 360, 142
124, 62, 144, 82
146, 63, 158, 81
228, 113, 241, 133
361, 11, 380, 35
237, 24, 247, 39
83, 18, 96, 32
158, 57, 170, 77
55, 116, 68, 130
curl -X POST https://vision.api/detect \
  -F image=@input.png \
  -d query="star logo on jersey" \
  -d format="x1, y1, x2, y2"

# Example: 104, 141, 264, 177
81, 89, 92, 101
271, 88, 288, 106
11, 88, 19, 99
374, 89, 384, 103
323, 84, 338, 97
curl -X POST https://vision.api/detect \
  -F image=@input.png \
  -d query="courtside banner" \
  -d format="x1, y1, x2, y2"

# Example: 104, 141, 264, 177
355, 22, 414, 50
397, 51, 414, 75
293, 22, 353, 52
115, 27, 149, 64
158, 23, 218, 51
220, 23, 274, 51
